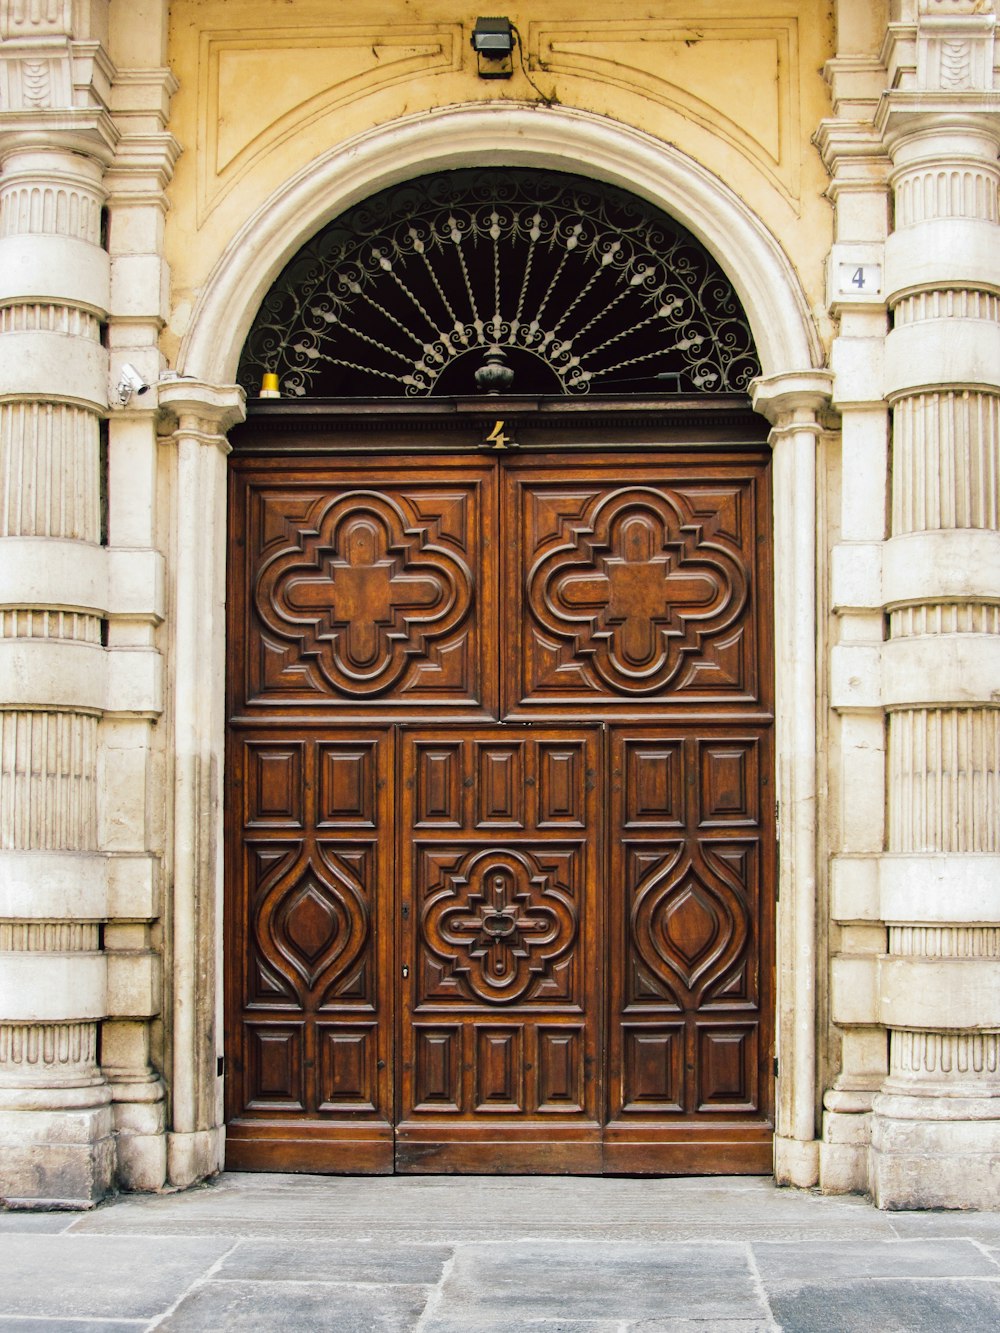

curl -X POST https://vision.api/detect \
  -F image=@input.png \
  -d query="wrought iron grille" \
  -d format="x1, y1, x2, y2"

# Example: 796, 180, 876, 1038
238, 170, 760, 398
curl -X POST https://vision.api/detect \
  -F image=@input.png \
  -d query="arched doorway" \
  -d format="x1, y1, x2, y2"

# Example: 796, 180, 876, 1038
222, 167, 776, 1174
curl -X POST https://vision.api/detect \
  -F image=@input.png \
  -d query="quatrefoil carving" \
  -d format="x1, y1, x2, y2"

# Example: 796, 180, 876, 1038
422, 848, 578, 1004
255, 492, 473, 696
527, 487, 747, 694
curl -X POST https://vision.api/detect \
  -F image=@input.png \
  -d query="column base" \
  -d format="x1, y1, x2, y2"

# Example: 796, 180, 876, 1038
167, 1126, 223, 1188
820, 1086, 876, 1194
109, 1076, 167, 1192
820, 1110, 872, 1194
773, 1133, 820, 1187
0, 1090, 115, 1208
871, 1089, 1000, 1209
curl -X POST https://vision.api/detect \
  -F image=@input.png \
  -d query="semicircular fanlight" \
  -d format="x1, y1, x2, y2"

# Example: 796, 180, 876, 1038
238, 169, 760, 399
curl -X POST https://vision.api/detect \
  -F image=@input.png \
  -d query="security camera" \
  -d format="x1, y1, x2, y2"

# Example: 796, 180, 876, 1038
116, 363, 150, 406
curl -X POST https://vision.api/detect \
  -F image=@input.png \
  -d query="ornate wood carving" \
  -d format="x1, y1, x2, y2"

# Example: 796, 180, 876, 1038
507, 461, 766, 714
231, 462, 494, 715
226, 443, 774, 1174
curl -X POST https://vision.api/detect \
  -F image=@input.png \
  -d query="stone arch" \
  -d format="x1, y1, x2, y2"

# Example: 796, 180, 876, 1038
179, 103, 822, 384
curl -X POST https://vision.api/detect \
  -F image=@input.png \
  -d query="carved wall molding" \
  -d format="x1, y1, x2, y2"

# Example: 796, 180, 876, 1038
0, 0, 72, 41
0, 46, 73, 111
195, 24, 462, 224
528, 18, 801, 206
893, 163, 1000, 225
0, 162, 105, 243
0, 711, 98, 849
893, 290, 1000, 323
890, 1029, 1000, 1079
891, 391, 1000, 532
0, 922, 99, 950
889, 925, 1000, 956
0, 402, 100, 539
0, 302, 100, 337
0, 1021, 96, 1070
0, 610, 102, 642
890, 605, 1000, 636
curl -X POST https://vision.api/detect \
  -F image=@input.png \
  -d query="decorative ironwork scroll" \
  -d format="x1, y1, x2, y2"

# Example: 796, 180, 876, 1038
238, 170, 760, 398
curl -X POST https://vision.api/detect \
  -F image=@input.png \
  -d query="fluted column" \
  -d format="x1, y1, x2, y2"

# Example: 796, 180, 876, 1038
0, 132, 115, 1204
871, 7, 1000, 1204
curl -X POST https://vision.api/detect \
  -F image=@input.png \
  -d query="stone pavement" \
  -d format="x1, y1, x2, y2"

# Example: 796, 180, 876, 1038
2, 1174, 1000, 1331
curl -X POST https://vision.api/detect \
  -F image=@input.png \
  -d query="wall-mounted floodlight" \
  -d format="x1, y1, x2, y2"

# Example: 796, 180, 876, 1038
471, 16, 514, 79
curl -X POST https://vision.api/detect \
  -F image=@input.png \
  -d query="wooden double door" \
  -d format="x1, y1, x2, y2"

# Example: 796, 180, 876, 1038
225, 439, 775, 1174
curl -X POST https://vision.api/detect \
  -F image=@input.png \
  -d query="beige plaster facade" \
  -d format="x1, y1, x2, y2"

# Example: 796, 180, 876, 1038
0, 0, 998, 1208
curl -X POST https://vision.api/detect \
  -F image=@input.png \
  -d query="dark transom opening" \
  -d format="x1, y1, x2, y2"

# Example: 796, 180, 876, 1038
238, 169, 761, 401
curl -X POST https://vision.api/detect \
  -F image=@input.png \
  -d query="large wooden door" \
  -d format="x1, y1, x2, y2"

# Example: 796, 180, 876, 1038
225, 433, 774, 1174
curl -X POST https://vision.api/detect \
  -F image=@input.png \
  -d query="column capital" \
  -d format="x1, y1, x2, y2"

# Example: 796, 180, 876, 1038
0, 113, 119, 166
876, 101, 1000, 157
751, 370, 834, 428
158, 380, 246, 441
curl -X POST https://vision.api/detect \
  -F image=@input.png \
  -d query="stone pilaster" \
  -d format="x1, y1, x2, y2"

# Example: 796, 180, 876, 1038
157, 381, 245, 1189
98, 1, 178, 1195
752, 371, 834, 1189
815, 7, 894, 1194
870, 0, 1000, 1209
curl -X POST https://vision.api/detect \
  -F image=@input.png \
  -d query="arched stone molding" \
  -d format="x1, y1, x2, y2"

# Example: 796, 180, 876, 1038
174, 103, 829, 1188
178, 103, 823, 387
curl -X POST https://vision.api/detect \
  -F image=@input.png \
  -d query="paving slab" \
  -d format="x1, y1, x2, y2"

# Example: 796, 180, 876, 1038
768, 1279, 1000, 1332
67, 1174, 898, 1243
629, 1323, 776, 1332
0, 1235, 234, 1321
0, 1213, 76, 1233
153, 1278, 431, 1331
420, 1322, 624, 1333
216, 1237, 451, 1284
888, 1210, 1000, 1246
0, 1322, 144, 1332
433, 1241, 766, 1324
752, 1237, 999, 1282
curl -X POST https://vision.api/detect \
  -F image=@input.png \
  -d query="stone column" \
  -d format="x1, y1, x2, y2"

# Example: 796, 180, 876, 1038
870, 2, 1000, 1208
752, 371, 834, 1188
157, 381, 245, 1189
0, 125, 116, 1203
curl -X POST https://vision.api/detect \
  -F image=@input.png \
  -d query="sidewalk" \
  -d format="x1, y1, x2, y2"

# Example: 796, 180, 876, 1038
2, 1173, 1000, 1331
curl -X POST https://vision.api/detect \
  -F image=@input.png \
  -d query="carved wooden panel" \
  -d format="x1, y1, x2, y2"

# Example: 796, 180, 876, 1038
504, 458, 768, 715
225, 728, 394, 1170
607, 727, 774, 1143
227, 445, 774, 1175
229, 461, 494, 715
398, 726, 601, 1161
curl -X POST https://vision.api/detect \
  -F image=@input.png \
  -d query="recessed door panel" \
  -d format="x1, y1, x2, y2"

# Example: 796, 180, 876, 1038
395, 727, 602, 1173
224, 728, 396, 1173
504, 460, 768, 716
229, 461, 496, 717
605, 726, 774, 1173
